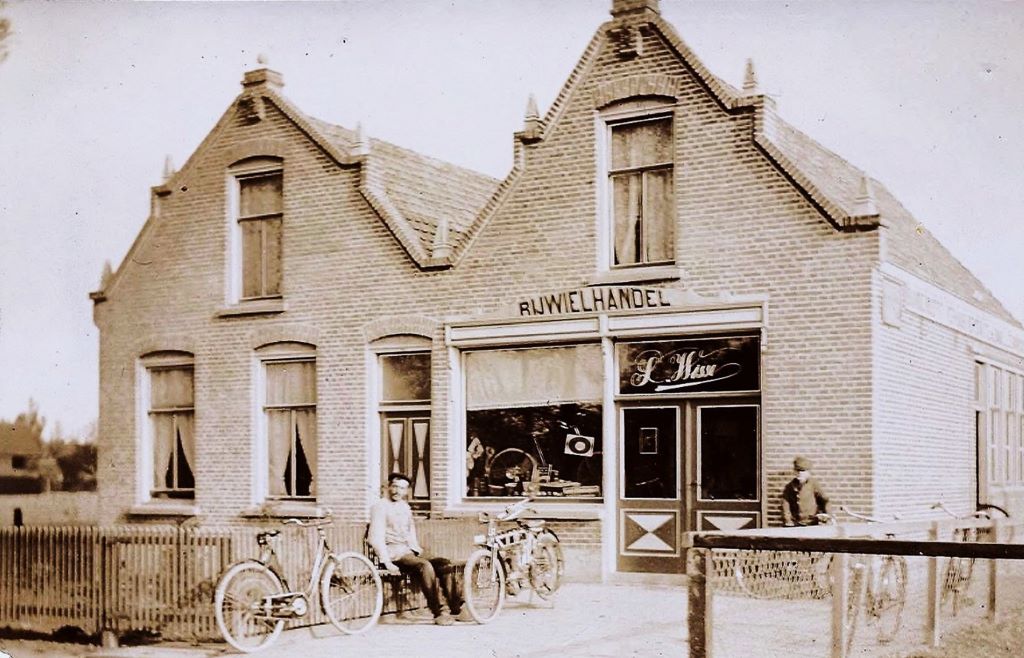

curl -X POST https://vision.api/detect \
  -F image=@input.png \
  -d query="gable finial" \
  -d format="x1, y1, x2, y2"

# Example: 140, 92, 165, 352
852, 173, 879, 217
162, 155, 176, 183
99, 260, 114, 291
743, 58, 759, 95
610, 0, 660, 19
525, 94, 539, 122
353, 122, 370, 157
432, 215, 452, 260
241, 53, 284, 91
523, 94, 542, 141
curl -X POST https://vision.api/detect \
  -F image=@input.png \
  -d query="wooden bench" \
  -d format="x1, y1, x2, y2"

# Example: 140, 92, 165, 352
361, 538, 466, 618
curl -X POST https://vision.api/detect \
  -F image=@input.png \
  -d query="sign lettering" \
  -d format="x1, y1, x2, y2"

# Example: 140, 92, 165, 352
517, 286, 671, 317
618, 336, 760, 394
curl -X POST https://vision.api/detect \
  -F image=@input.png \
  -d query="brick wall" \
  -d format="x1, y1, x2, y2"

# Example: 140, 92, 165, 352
96, 18, 880, 540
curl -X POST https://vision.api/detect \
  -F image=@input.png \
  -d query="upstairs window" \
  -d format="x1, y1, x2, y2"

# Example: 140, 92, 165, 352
608, 116, 674, 267
230, 158, 283, 302
239, 171, 283, 298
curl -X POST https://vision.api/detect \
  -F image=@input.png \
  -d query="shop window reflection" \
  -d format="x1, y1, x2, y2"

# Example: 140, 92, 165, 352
465, 403, 602, 498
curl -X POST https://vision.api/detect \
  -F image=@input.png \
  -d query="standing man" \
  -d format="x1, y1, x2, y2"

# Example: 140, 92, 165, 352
781, 456, 830, 526
368, 472, 470, 625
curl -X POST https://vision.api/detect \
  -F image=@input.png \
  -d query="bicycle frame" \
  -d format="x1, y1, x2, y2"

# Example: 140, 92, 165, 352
473, 498, 555, 590
252, 519, 335, 617
838, 506, 907, 649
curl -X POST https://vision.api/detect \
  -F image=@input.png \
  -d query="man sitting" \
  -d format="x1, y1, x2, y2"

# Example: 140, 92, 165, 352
368, 472, 470, 625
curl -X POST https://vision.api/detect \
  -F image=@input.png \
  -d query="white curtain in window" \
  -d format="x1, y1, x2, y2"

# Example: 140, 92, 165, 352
177, 412, 195, 478
152, 414, 174, 489
267, 411, 292, 496
465, 345, 602, 410
294, 410, 317, 493
266, 361, 316, 405
643, 169, 674, 263
613, 175, 641, 265
151, 367, 193, 408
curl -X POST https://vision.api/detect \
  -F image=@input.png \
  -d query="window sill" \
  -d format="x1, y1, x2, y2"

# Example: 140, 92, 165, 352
216, 297, 286, 318
443, 501, 604, 521
128, 502, 199, 518
585, 265, 683, 286
242, 501, 328, 519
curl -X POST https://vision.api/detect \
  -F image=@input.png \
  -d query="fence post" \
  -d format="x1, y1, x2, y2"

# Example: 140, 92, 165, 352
830, 542, 848, 658
925, 521, 941, 646
987, 516, 1001, 620
686, 547, 713, 658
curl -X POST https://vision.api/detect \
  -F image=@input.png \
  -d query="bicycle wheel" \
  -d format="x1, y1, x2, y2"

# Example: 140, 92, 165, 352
464, 548, 506, 623
320, 552, 383, 635
733, 551, 771, 599
844, 563, 866, 656
809, 553, 834, 599
871, 556, 907, 643
528, 537, 563, 599
942, 556, 975, 616
214, 561, 285, 653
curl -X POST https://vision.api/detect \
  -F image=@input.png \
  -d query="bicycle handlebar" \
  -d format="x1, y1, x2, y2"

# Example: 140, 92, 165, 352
280, 508, 334, 527
839, 505, 901, 523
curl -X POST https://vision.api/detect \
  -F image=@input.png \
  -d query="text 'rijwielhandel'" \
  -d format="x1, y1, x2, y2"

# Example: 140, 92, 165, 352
518, 287, 671, 317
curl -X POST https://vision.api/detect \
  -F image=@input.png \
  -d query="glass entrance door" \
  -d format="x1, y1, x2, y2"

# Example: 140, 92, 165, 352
616, 405, 683, 573
615, 399, 761, 573
691, 402, 761, 532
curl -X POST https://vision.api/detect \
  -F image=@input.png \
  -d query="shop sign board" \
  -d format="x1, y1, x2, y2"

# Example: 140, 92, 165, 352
617, 335, 760, 394
516, 286, 673, 317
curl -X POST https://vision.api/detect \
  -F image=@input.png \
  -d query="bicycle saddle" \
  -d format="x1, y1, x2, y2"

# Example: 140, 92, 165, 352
256, 529, 281, 545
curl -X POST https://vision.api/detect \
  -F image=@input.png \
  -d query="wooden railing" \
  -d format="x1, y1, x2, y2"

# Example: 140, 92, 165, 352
0, 519, 477, 643
685, 515, 1024, 658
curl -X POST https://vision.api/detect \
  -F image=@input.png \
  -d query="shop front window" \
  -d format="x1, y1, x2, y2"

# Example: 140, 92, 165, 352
464, 344, 603, 499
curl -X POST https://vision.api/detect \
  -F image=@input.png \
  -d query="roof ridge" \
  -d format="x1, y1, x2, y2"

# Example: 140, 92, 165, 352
305, 115, 499, 186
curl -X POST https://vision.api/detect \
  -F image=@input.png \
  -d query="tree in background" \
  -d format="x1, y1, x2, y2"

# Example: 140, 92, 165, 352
0, 1, 10, 65
43, 420, 98, 492
1, 401, 97, 492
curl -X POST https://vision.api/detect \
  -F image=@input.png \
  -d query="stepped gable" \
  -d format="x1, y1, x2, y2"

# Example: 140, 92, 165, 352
305, 115, 500, 254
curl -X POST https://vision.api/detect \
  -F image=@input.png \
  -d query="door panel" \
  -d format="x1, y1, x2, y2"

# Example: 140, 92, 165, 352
381, 413, 430, 511
690, 402, 760, 531
617, 405, 684, 573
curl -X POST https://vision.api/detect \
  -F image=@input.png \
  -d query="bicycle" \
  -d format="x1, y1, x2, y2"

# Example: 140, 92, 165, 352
213, 515, 383, 653
839, 506, 907, 652
931, 501, 1002, 616
462, 497, 565, 623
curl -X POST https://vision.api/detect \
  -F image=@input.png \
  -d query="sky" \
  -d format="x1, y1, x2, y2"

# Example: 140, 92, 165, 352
0, 0, 1022, 439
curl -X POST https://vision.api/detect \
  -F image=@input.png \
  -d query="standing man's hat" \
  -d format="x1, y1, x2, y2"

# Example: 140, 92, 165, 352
793, 456, 812, 471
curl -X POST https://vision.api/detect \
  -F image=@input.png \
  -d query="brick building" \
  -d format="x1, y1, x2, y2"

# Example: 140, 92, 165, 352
91, 0, 1024, 578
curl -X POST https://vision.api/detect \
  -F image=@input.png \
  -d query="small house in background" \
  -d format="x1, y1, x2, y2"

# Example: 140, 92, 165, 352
0, 423, 43, 495
89, 0, 1024, 579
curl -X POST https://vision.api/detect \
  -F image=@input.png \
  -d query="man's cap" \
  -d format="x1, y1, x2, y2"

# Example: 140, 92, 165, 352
793, 456, 812, 471
388, 472, 412, 485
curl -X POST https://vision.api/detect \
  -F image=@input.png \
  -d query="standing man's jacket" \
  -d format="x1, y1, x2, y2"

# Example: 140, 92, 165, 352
781, 477, 829, 526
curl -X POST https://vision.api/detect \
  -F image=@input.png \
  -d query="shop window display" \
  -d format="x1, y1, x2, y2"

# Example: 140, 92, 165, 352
464, 345, 603, 498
